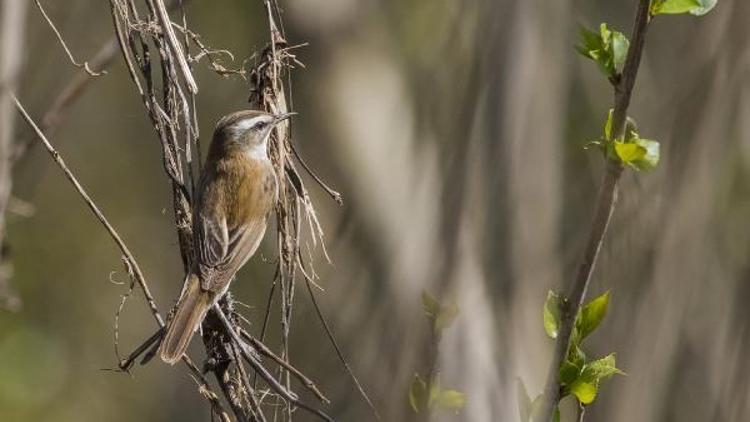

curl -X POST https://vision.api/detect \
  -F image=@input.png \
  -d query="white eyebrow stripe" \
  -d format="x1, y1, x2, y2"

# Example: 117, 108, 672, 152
232, 115, 268, 131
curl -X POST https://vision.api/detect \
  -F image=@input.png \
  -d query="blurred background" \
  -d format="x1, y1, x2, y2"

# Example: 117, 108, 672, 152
1, 0, 749, 421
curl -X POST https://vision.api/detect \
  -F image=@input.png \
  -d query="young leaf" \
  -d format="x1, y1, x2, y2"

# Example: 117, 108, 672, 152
611, 31, 630, 72
582, 354, 625, 382
576, 291, 610, 341
576, 24, 630, 77
517, 379, 532, 422
559, 360, 582, 385
428, 378, 441, 407
569, 344, 586, 369
651, 0, 702, 15
422, 291, 460, 334
422, 291, 440, 320
690, 0, 717, 15
614, 142, 646, 165
409, 374, 428, 413
576, 26, 603, 60
632, 138, 660, 170
543, 291, 561, 339
434, 300, 460, 333
570, 380, 598, 404
436, 389, 466, 412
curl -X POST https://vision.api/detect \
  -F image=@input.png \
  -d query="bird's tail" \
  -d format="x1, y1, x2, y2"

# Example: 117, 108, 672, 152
159, 274, 211, 364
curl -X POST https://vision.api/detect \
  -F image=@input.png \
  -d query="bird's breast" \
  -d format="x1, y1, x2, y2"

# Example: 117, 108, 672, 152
204, 154, 277, 227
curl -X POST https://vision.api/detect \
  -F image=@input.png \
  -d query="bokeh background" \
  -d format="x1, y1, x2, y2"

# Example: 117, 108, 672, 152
1, 0, 749, 421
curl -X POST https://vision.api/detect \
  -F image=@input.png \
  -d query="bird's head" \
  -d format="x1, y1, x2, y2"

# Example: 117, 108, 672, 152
213, 110, 295, 153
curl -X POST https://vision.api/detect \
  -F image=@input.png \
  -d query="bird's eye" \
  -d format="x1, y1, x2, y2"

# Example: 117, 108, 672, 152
255, 121, 268, 130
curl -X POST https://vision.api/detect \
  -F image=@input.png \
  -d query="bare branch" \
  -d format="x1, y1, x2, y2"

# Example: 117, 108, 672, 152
183, 355, 234, 422
302, 267, 380, 420
152, 0, 198, 93
34, 0, 106, 77
239, 328, 329, 404
212, 304, 334, 422
12, 94, 165, 327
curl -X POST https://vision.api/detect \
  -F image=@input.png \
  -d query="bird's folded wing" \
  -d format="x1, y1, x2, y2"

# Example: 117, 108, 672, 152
195, 213, 268, 294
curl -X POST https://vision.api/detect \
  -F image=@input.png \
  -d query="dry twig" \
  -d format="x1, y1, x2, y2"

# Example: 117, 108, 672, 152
34, 0, 106, 77
12, 94, 164, 327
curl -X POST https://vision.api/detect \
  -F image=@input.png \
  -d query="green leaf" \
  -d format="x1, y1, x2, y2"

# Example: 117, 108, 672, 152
651, 0, 702, 15
570, 380, 598, 404
566, 354, 624, 405
611, 32, 630, 72
614, 127, 660, 171
428, 376, 441, 406
435, 301, 460, 333
690, 0, 718, 15
559, 360, 582, 385
582, 354, 625, 382
422, 291, 440, 320
632, 138, 660, 170
614, 142, 646, 165
651, 0, 717, 15
576, 26, 602, 59
565, 354, 624, 405
576, 24, 630, 77
410, 375, 466, 414
569, 344, 586, 368
422, 291, 460, 334
517, 379, 532, 422
409, 374, 428, 413
576, 292, 610, 341
435, 389, 466, 412
543, 291, 561, 339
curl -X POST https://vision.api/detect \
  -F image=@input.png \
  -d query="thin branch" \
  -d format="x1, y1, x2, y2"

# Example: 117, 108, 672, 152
239, 328, 329, 404
212, 305, 334, 422
13, 0, 189, 164
12, 94, 165, 327
577, 403, 586, 422
117, 328, 164, 372
34, 0, 105, 76
303, 274, 381, 421
537, 1, 653, 421
152, 0, 198, 93
212, 356, 253, 422
183, 355, 234, 422
232, 344, 267, 422
288, 140, 343, 205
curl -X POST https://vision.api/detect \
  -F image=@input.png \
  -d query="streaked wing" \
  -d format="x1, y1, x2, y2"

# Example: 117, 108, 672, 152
196, 215, 268, 294
195, 214, 229, 268
211, 219, 267, 291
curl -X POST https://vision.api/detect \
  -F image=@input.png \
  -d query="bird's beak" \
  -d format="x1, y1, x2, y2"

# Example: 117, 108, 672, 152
273, 112, 297, 124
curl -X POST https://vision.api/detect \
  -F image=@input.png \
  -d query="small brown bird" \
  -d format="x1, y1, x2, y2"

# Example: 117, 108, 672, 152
159, 110, 291, 364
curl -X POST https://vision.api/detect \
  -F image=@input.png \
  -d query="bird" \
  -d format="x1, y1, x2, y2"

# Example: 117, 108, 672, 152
159, 109, 292, 364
